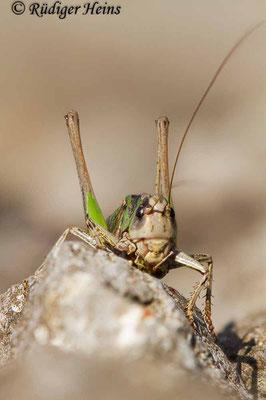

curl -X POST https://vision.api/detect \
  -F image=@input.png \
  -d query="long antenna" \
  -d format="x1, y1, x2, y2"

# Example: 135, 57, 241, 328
168, 22, 264, 199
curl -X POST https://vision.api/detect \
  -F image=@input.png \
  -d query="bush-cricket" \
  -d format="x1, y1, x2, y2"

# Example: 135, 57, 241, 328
54, 23, 263, 340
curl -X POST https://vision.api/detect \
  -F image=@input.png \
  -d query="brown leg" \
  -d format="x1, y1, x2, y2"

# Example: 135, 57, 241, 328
53, 221, 137, 261
187, 254, 216, 339
174, 252, 216, 339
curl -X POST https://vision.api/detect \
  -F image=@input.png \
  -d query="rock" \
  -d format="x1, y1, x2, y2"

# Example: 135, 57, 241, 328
219, 311, 266, 400
0, 241, 253, 399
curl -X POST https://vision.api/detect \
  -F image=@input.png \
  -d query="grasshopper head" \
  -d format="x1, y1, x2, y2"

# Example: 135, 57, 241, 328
128, 195, 177, 266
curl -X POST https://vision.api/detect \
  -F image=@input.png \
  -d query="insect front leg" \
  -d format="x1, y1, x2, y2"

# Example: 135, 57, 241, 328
53, 226, 97, 254
172, 251, 216, 339
51, 220, 137, 271
86, 219, 137, 255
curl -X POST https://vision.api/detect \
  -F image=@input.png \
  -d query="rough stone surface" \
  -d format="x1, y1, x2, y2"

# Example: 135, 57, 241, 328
219, 311, 266, 400
0, 241, 255, 399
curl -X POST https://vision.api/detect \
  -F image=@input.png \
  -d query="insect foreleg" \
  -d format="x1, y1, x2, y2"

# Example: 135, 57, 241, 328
57, 226, 97, 247
172, 251, 216, 339
86, 219, 137, 256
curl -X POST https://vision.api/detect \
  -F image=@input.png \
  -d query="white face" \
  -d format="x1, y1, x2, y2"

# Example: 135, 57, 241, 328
128, 195, 176, 266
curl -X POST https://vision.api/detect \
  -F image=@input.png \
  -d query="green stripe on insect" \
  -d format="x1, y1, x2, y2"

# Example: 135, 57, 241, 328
121, 195, 130, 229
122, 195, 142, 231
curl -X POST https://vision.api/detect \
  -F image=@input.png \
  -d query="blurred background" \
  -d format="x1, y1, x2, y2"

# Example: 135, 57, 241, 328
0, 0, 265, 330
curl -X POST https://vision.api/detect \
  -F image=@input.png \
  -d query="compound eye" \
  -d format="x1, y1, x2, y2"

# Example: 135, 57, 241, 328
170, 207, 175, 219
136, 206, 144, 218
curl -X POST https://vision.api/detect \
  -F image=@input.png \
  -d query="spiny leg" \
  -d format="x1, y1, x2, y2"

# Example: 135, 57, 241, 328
203, 259, 215, 338
173, 252, 216, 339
189, 254, 215, 335
185, 273, 207, 329
188, 254, 215, 339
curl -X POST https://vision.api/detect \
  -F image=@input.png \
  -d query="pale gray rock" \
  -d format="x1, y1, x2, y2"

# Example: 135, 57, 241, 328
0, 241, 253, 399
